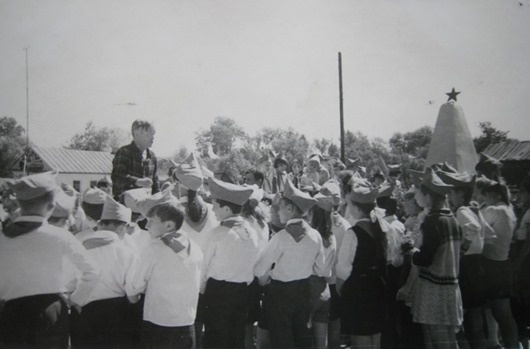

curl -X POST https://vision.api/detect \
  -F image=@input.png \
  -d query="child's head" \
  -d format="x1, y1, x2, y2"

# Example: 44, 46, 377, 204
17, 190, 57, 217
448, 186, 473, 210
278, 196, 304, 223
146, 203, 184, 238
10, 172, 61, 217
98, 219, 129, 235
212, 198, 243, 221
274, 157, 288, 172
476, 177, 510, 206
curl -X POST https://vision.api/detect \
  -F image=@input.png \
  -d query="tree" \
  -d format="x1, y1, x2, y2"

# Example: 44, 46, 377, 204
0, 117, 26, 177
66, 121, 129, 153
389, 126, 432, 159
195, 117, 246, 157
473, 121, 509, 153
313, 138, 340, 157
252, 127, 310, 164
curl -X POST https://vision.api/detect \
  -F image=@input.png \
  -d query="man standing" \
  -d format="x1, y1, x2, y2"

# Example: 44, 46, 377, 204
112, 120, 159, 201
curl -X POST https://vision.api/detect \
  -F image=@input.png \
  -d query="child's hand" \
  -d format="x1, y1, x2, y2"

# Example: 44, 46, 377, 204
401, 239, 415, 255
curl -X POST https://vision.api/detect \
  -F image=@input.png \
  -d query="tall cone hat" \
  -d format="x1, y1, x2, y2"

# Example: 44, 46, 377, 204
425, 99, 478, 173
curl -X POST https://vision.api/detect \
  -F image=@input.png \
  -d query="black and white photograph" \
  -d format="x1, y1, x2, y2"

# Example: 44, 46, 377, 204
1, 1, 530, 348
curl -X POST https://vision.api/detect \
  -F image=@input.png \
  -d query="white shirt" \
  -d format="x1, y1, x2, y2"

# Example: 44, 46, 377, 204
336, 223, 360, 281
456, 206, 485, 255
179, 201, 219, 251
200, 216, 260, 293
384, 215, 406, 267
245, 216, 270, 252
76, 230, 137, 302
329, 213, 351, 284
127, 232, 203, 327
254, 219, 328, 282
482, 202, 517, 261
123, 225, 151, 255
0, 216, 100, 306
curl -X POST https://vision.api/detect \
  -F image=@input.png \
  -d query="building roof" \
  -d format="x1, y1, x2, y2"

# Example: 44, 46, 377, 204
32, 146, 114, 174
483, 140, 530, 162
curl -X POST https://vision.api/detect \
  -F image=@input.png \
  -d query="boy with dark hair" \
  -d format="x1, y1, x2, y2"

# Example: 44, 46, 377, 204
254, 179, 329, 348
200, 178, 259, 349
0, 171, 100, 349
128, 201, 203, 349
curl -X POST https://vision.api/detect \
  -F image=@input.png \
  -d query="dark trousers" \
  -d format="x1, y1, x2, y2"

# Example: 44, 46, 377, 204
203, 278, 249, 349
267, 279, 312, 349
0, 293, 69, 349
70, 296, 130, 349
142, 321, 195, 349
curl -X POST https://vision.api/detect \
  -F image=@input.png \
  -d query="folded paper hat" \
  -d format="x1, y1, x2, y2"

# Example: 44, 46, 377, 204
308, 154, 321, 166
347, 158, 360, 166
347, 177, 379, 204
478, 152, 502, 168
101, 195, 132, 223
136, 188, 180, 217
283, 178, 316, 213
122, 188, 152, 214
175, 152, 203, 191
376, 184, 394, 198
82, 187, 108, 205
61, 183, 79, 197
333, 158, 346, 170
421, 167, 453, 195
438, 170, 475, 188
9, 171, 59, 201
408, 169, 425, 187
314, 180, 341, 211
243, 184, 264, 203
51, 190, 76, 218
208, 177, 253, 205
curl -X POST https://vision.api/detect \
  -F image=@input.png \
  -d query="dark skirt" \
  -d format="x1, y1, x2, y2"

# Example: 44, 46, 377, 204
459, 254, 487, 309
482, 257, 513, 300
340, 273, 386, 335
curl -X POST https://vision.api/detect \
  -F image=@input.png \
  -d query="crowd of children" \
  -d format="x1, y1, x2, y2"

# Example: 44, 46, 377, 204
1, 149, 530, 349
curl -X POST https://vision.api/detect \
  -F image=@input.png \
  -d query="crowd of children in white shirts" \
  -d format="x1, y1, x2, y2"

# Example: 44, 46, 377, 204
1, 150, 530, 349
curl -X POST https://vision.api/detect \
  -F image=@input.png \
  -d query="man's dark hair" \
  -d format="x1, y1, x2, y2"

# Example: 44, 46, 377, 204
131, 119, 153, 133
215, 198, 243, 215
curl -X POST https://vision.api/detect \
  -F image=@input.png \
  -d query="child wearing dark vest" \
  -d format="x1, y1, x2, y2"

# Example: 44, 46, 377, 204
254, 178, 329, 349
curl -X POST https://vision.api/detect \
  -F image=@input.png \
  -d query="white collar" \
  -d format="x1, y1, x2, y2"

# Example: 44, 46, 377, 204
14, 215, 48, 224
286, 218, 304, 226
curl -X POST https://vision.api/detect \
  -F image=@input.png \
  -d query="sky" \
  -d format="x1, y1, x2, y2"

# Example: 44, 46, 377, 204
1, 0, 529, 157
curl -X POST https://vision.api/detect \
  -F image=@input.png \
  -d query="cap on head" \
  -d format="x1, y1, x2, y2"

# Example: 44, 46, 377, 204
314, 180, 341, 211
82, 187, 108, 205
175, 153, 203, 191
9, 171, 59, 201
283, 178, 317, 213
421, 167, 453, 195
101, 196, 132, 223
137, 188, 180, 217
208, 177, 253, 205
51, 190, 76, 218
347, 177, 379, 204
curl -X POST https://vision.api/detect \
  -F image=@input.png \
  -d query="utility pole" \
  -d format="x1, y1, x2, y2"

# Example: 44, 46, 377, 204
25, 47, 29, 146
338, 52, 345, 163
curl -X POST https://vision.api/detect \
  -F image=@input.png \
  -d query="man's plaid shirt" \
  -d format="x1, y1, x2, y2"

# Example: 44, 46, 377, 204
111, 141, 159, 200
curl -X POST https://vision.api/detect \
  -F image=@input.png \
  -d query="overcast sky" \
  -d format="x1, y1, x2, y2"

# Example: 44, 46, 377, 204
1, 0, 529, 156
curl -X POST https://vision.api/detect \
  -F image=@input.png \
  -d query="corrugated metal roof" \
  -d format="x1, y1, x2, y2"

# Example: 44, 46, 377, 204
483, 140, 530, 161
32, 146, 113, 174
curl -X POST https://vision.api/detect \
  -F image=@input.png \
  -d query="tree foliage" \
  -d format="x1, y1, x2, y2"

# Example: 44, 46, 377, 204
0, 117, 26, 177
389, 126, 432, 159
473, 121, 509, 153
195, 117, 246, 157
66, 121, 129, 153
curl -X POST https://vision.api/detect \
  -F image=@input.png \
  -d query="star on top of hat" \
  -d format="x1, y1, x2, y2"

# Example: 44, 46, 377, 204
446, 88, 461, 102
